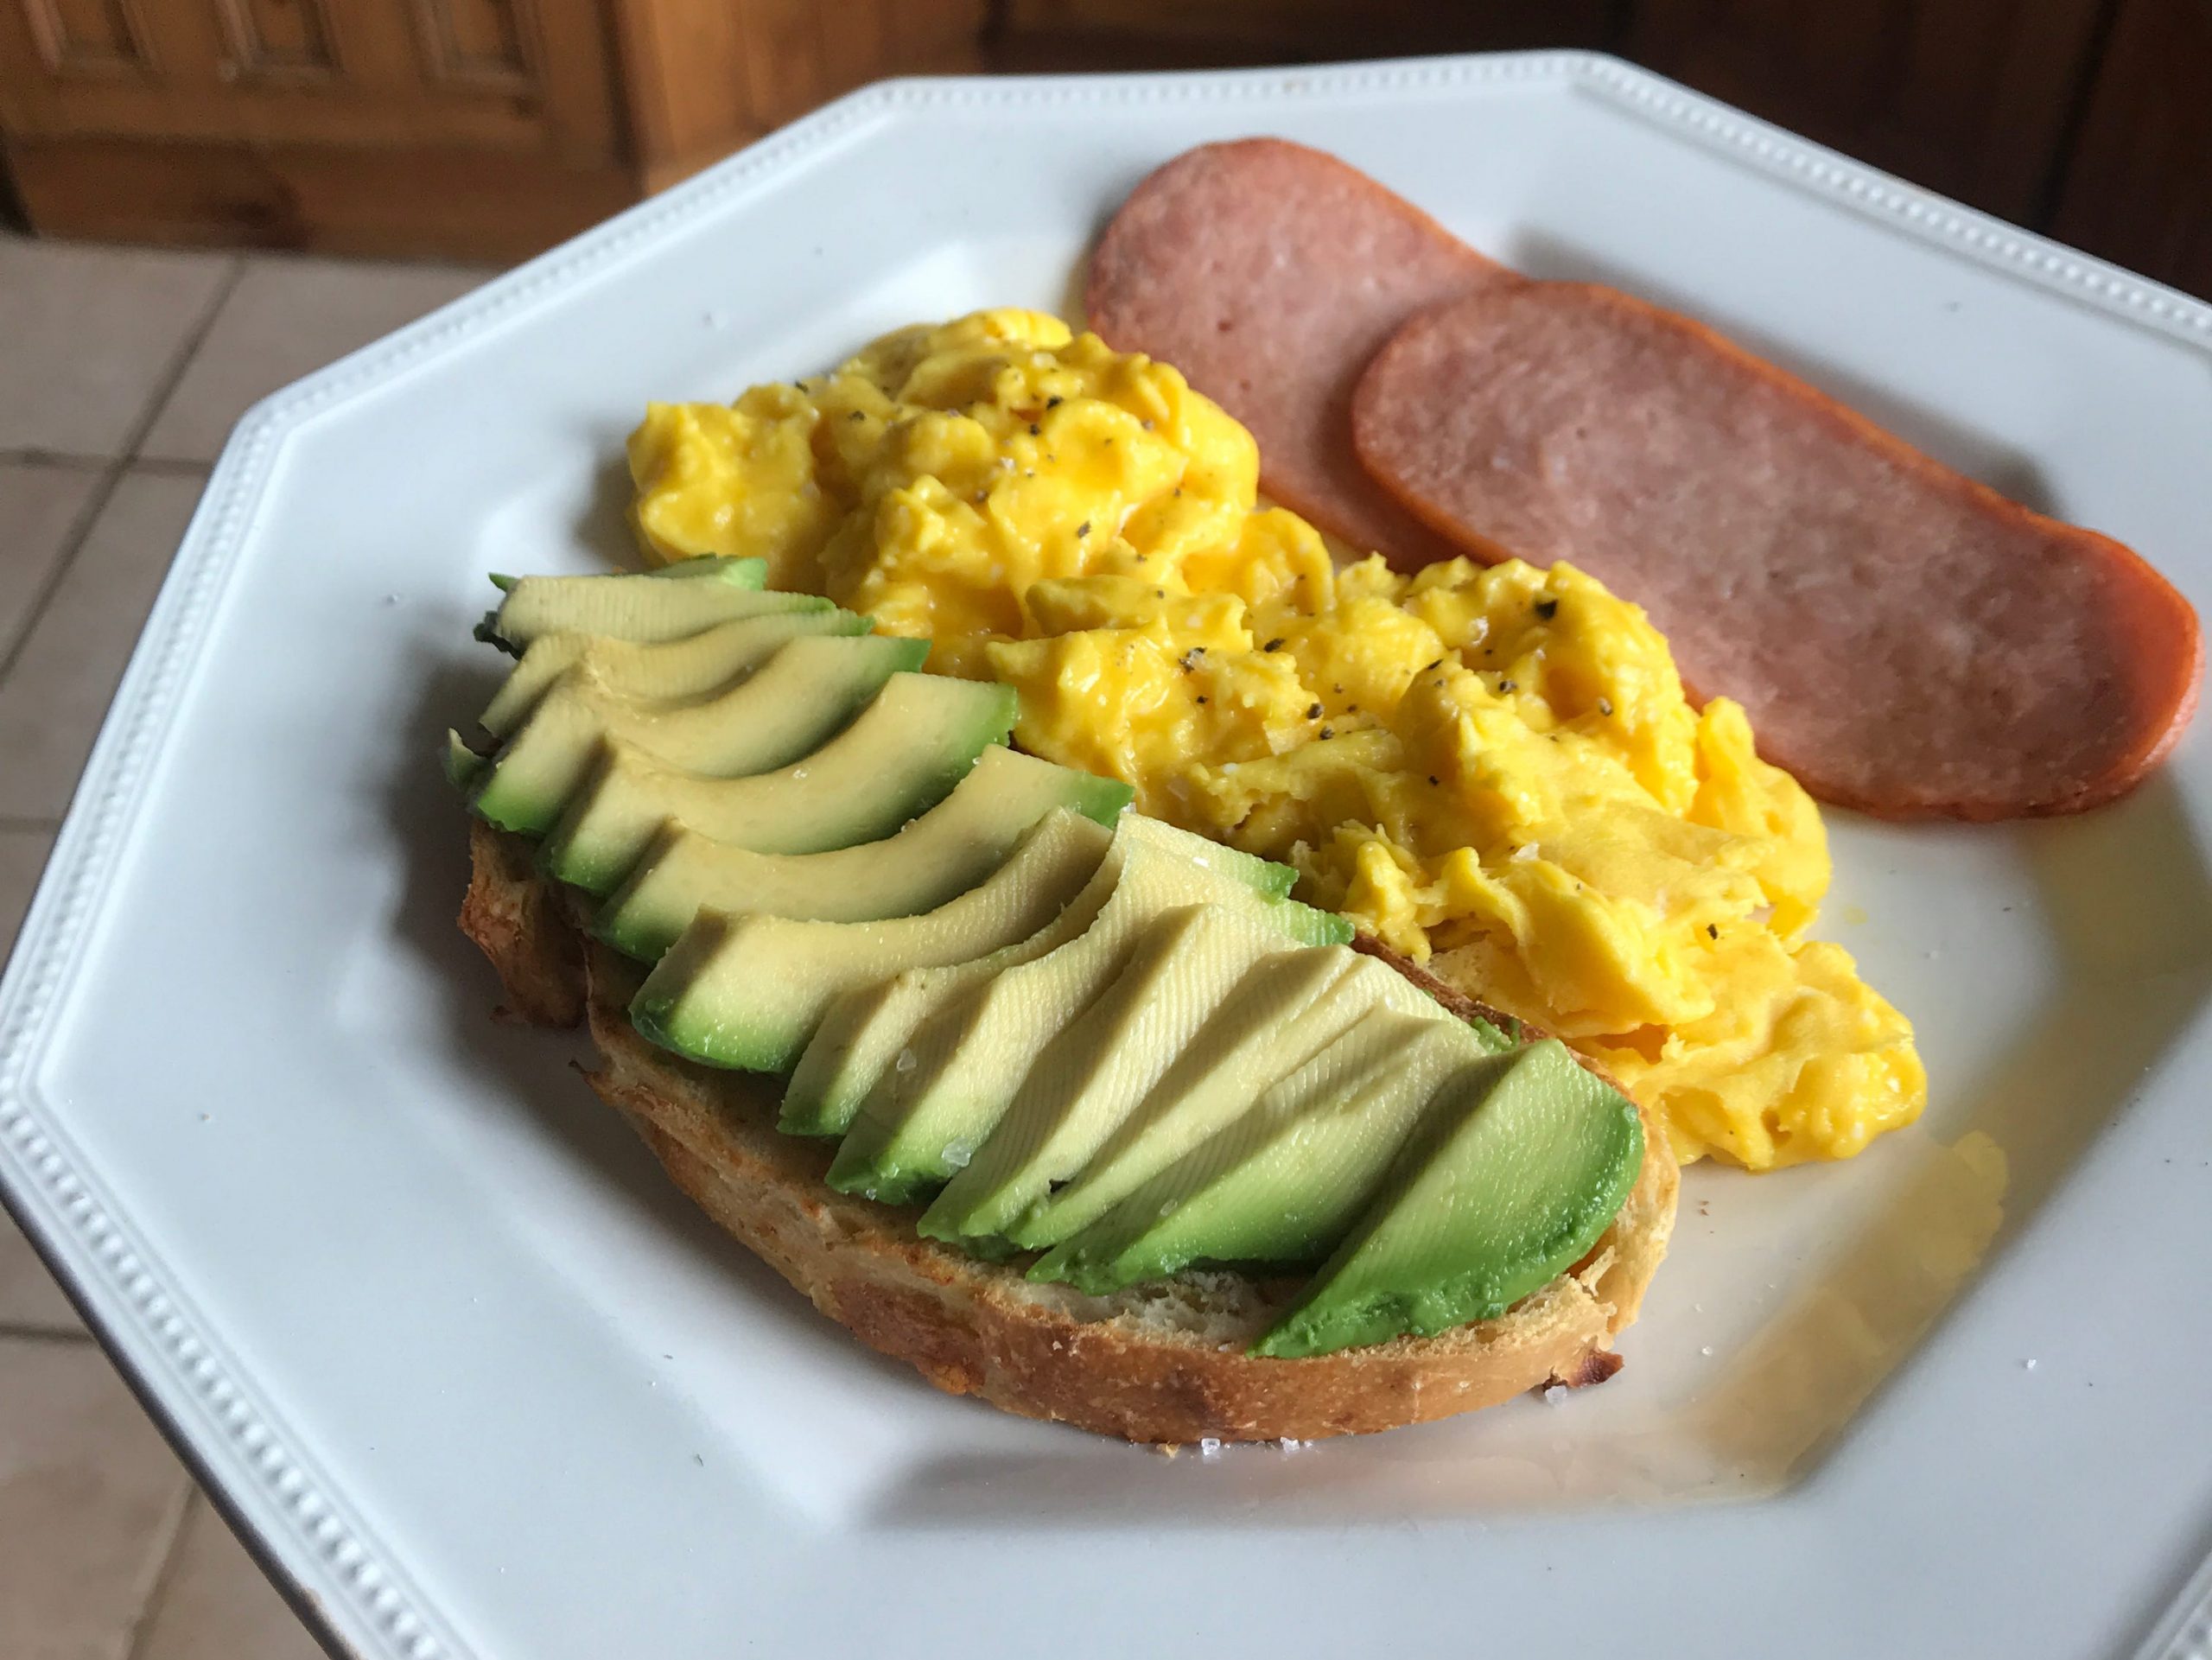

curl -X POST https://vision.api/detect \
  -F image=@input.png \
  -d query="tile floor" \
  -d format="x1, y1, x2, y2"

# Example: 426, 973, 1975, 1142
0, 229, 491, 1660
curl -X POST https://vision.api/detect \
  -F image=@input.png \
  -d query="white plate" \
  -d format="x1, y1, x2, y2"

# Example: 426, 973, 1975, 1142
4, 50, 2211, 1660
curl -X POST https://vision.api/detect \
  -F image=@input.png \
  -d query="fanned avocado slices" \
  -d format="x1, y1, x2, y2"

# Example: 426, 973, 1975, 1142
1011, 949, 1506, 1250
824, 824, 1347, 1205
480, 563, 840, 651
918, 903, 1309, 1244
1028, 1008, 1496, 1293
445, 563, 1647, 1362
468, 633, 928, 836
538, 673, 1018, 894
478, 608, 868, 737
594, 746, 1132, 960
778, 814, 1306, 1140
1252, 1039, 1643, 1359
628, 810, 1115, 1073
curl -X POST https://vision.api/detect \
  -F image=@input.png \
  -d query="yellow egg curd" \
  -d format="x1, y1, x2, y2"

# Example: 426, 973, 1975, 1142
626, 308, 1926, 1171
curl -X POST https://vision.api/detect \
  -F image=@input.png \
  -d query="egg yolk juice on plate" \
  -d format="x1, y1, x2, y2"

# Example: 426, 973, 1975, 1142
626, 308, 1925, 1172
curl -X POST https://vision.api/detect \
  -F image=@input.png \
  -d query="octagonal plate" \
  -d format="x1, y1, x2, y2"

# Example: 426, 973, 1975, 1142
3, 50, 2210, 1660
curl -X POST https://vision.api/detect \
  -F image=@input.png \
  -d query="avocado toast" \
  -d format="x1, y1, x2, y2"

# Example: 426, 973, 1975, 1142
450, 566, 1678, 1442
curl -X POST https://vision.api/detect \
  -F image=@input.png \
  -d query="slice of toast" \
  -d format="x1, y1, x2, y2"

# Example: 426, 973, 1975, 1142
460, 819, 1679, 1441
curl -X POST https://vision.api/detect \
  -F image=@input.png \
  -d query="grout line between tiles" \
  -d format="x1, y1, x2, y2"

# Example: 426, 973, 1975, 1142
0, 258, 243, 689
120, 1480, 200, 1660
0, 448, 113, 471
0, 1320, 95, 1344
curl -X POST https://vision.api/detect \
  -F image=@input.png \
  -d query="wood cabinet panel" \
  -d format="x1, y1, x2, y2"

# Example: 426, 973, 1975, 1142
2050, 0, 2212, 301
0, 0, 982, 258
1625, 0, 2107, 223
0, 0, 610, 152
995, 0, 1607, 67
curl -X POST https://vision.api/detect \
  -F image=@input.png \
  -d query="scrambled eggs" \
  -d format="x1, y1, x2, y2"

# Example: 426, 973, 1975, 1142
627, 308, 1925, 1170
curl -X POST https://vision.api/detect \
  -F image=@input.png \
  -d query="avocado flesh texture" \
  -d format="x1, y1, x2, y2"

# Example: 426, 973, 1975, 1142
1031, 1009, 1496, 1294
918, 903, 1305, 1244
485, 569, 847, 651
1252, 1038, 1645, 1359
1016, 956, 1513, 1250
479, 609, 867, 736
443, 729, 490, 792
628, 810, 1113, 1073
539, 672, 1018, 894
1008, 950, 1423, 1249
469, 633, 929, 836
594, 746, 1133, 960
777, 816, 1309, 1139
823, 836, 1345, 1205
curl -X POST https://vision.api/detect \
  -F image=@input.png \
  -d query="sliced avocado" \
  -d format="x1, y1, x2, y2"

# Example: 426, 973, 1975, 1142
479, 554, 758, 620
539, 673, 1018, 894
442, 729, 490, 793
594, 746, 1133, 960
479, 609, 868, 737
469, 633, 929, 836
480, 569, 836, 650
642, 556, 765, 581
1014, 951, 1498, 1250
1252, 1039, 1643, 1358
628, 810, 1113, 1073
918, 904, 1303, 1245
1030, 1009, 1495, 1294
779, 816, 1316, 1141
824, 830, 1345, 1205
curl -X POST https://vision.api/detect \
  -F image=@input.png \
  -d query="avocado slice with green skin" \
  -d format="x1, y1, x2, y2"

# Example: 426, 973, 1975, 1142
469, 633, 930, 836
593, 746, 1133, 961
538, 672, 1019, 894
480, 554, 760, 614
480, 568, 836, 651
628, 810, 1113, 1073
479, 609, 868, 737
1029, 1008, 1498, 1294
824, 835, 1347, 1205
1012, 951, 1513, 1250
779, 817, 1308, 1140
918, 904, 1306, 1245
1251, 1038, 1643, 1359
443, 729, 491, 792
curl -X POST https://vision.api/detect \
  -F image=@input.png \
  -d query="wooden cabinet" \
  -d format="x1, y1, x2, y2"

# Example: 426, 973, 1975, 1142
0, 0, 982, 260
2050, 0, 2212, 303
2, 0, 2206, 298
1623, 0, 2107, 226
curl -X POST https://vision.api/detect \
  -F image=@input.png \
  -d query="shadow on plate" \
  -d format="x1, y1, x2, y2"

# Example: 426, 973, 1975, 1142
377, 642, 924, 1394
573, 446, 639, 569
1502, 231, 2058, 515
859, 778, 2212, 1530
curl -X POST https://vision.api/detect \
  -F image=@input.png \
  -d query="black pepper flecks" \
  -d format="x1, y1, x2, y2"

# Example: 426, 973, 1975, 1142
1535, 598, 1558, 620
1046, 396, 1063, 408
1194, 695, 1208, 705
1707, 924, 1719, 940
1597, 696, 1614, 716
1263, 638, 1286, 652
1076, 521, 1090, 538
1497, 679, 1516, 693
1318, 727, 1334, 740
1306, 703, 1324, 720
1427, 775, 1440, 786
1027, 423, 1040, 436
848, 410, 866, 421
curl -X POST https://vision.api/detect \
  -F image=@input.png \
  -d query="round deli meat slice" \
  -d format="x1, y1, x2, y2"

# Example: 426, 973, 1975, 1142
1086, 137, 1514, 569
1353, 281, 2202, 820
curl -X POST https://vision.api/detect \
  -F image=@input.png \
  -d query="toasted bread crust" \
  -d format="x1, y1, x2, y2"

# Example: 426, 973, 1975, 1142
460, 820, 1678, 1441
